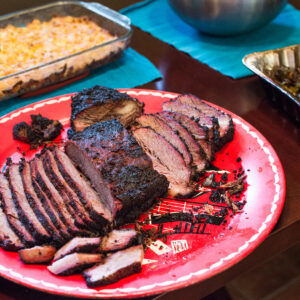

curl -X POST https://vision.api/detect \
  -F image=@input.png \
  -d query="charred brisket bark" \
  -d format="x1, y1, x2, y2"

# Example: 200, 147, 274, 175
70, 86, 143, 133
65, 120, 169, 225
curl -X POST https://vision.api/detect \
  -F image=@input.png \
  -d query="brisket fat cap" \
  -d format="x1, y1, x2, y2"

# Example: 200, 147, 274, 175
66, 120, 168, 225
71, 86, 144, 133
133, 127, 193, 197
175, 94, 234, 148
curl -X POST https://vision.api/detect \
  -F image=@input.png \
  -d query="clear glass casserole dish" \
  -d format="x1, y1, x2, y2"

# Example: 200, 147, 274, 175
0, 1, 132, 100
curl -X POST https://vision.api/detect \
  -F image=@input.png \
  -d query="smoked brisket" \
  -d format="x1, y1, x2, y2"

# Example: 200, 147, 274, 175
65, 120, 169, 225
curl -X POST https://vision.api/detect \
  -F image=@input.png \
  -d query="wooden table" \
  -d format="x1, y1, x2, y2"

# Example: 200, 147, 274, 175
0, 1, 299, 299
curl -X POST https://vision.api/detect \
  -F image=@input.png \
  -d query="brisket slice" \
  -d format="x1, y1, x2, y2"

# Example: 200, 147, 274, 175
0, 173, 35, 247
66, 120, 168, 225
0, 196, 23, 251
54, 148, 113, 228
162, 100, 220, 146
7, 164, 50, 243
32, 157, 91, 237
70, 85, 143, 133
135, 114, 192, 167
48, 253, 102, 276
176, 94, 234, 149
160, 111, 214, 161
19, 245, 56, 264
30, 160, 72, 241
83, 245, 144, 287
100, 229, 141, 253
54, 237, 102, 262
156, 112, 207, 173
21, 160, 64, 244
42, 150, 97, 231
133, 127, 193, 197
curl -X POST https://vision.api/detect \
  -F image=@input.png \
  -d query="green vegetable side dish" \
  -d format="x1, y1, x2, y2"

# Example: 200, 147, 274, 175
265, 66, 300, 100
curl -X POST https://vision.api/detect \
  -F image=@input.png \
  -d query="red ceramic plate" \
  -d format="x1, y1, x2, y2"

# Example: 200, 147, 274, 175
0, 89, 285, 298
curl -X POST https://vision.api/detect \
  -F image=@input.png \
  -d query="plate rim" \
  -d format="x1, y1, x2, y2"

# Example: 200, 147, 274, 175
0, 89, 286, 298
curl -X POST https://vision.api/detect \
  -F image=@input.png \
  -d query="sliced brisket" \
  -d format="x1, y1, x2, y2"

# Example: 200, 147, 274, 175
21, 160, 65, 244
54, 237, 102, 262
7, 164, 51, 243
0, 198, 23, 251
0, 173, 35, 247
32, 157, 90, 237
19, 245, 56, 264
133, 127, 193, 197
83, 245, 144, 287
42, 150, 97, 231
30, 160, 72, 241
100, 229, 141, 253
71, 86, 143, 133
53, 148, 113, 228
48, 253, 102, 276
156, 112, 207, 173
135, 114, 191, 167
176, 94, 234, 149
159, 111, 214, 161
65, 120, 169, 225
162, 100, 220, 146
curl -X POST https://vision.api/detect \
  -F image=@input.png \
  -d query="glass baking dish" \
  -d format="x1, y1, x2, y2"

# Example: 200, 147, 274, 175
243, 44, 300, 123
0, 1, 132, 100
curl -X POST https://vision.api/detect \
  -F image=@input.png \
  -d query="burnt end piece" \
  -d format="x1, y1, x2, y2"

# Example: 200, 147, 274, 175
101, 229, 141, 252
48, 253, 102, 276
71, 86, 144, 132
54, 237, 102, 262
66, 120, 169, 225
83, 245, 144, 287
18, 245, 56, 264
175, 94, 234, 150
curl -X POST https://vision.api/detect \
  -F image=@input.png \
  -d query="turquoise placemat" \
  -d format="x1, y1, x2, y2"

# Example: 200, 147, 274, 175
121, 0, 300, 78
0, 48, 161, 117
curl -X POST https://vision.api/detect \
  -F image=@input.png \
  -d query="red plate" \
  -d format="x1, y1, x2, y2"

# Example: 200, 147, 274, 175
0, 89, 285, 298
